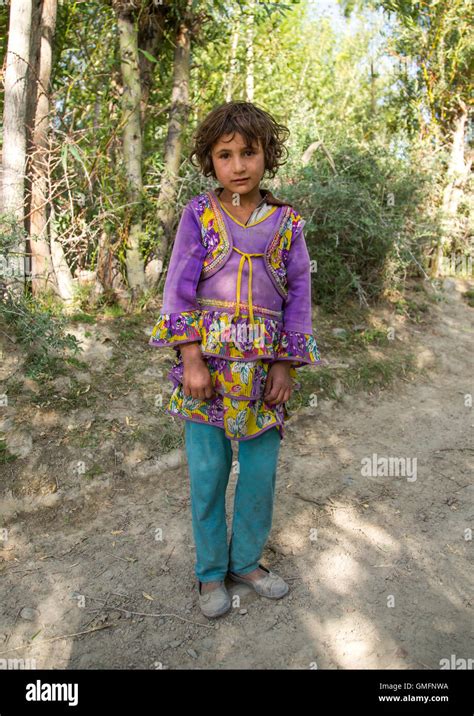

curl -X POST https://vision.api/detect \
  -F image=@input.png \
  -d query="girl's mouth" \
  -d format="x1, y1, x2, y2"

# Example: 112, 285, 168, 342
232, 178, 249, 183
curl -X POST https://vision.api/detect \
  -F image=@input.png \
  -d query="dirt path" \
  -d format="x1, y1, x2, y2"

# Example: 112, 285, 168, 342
1, 279, 472, 669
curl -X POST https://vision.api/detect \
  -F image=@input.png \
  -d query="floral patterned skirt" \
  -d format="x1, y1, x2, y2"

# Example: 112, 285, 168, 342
164, 352, 301, 441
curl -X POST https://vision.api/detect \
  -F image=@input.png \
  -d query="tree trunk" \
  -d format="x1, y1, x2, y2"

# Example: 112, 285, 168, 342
97, 228, 130, 308
138, 13, 165, 128
431, 100, 473, 277
0, 0, 32, 291
99, 1, 165, 299
245, 0, 255, 102
49, 200, 74, 303
25, 0, 59, 295
226, 18, 240, 102
146, 15, 191, 291
117, 11, 145, 297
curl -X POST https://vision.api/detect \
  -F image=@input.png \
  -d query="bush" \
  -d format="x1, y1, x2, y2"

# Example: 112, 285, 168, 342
281, 142, 439, 310
0, 212, 82, 378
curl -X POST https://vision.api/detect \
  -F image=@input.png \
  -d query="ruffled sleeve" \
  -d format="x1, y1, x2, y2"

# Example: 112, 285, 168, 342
148, 203, 207, 351
274, 328, 321, 368
149, 310, 202, 349
273, 223, 322, 368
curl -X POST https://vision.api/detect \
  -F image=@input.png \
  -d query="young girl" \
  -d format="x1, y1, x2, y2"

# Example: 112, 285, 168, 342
149, 101, 321, 618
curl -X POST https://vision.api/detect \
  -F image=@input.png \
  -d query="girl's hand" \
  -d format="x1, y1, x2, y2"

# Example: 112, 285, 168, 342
264, 361, 294, 406
180, 344, 216, 400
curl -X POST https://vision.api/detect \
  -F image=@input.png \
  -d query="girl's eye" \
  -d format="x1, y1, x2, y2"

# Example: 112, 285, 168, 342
218, 151, 255, 159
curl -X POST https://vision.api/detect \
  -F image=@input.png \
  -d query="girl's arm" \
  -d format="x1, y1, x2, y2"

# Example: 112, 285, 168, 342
150, 204, 216, 399
274, 223, 322, 368
149, 203, 207, 352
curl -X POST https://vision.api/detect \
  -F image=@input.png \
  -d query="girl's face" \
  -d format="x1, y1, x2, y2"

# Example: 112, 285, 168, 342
211, 132, 265, 196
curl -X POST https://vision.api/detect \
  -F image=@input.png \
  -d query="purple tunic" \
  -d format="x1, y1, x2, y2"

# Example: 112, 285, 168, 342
149, 188, 321, 440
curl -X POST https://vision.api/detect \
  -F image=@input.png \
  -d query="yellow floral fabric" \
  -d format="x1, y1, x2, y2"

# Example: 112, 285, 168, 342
149, 309, 320, 367
166, 354, 298, 441
148, 309, 319, 441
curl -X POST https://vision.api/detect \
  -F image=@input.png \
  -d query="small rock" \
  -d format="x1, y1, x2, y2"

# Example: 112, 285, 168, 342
332, 328, 347, 338
6, 429, 32, 458
442, 278, 456, 292
238, 608, 248, 615
186, 648, 198, 659
74, 372, 92, 384
143, 367, 164, 378
52, 376, 72, 392
0, 417, 14, 433
334, 379, 344, 398
20, 607, 39, 621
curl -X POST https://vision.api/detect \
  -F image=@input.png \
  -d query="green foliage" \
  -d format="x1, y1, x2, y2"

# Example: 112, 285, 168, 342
293, 350, 416, 406
0, 436, 16, 465
0, 289, 82, 379
463, 288, 474, 308
281, 141, 438, 309
0, 213, 82, 379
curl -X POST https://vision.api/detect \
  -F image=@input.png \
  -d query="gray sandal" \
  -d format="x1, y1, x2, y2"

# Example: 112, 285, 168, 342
198, 580, 231, 618
228, 564, 289, 599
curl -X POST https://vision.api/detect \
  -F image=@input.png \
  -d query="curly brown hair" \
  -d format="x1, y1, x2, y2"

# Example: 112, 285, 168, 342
189, 101, 290, 180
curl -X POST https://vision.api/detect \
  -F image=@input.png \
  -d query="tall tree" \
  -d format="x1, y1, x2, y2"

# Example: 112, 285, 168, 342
115, 3, 146, 296
109, 0, 168, 298
146, 0, 193, 291
340, 0, 474, 276
25, 0, 67, 296
245, 0, 255, 102
1, 0, 32, 291
225, 14, 240, 102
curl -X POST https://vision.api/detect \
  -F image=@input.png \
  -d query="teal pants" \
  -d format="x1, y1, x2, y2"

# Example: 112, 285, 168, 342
184, 420, 281, 583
